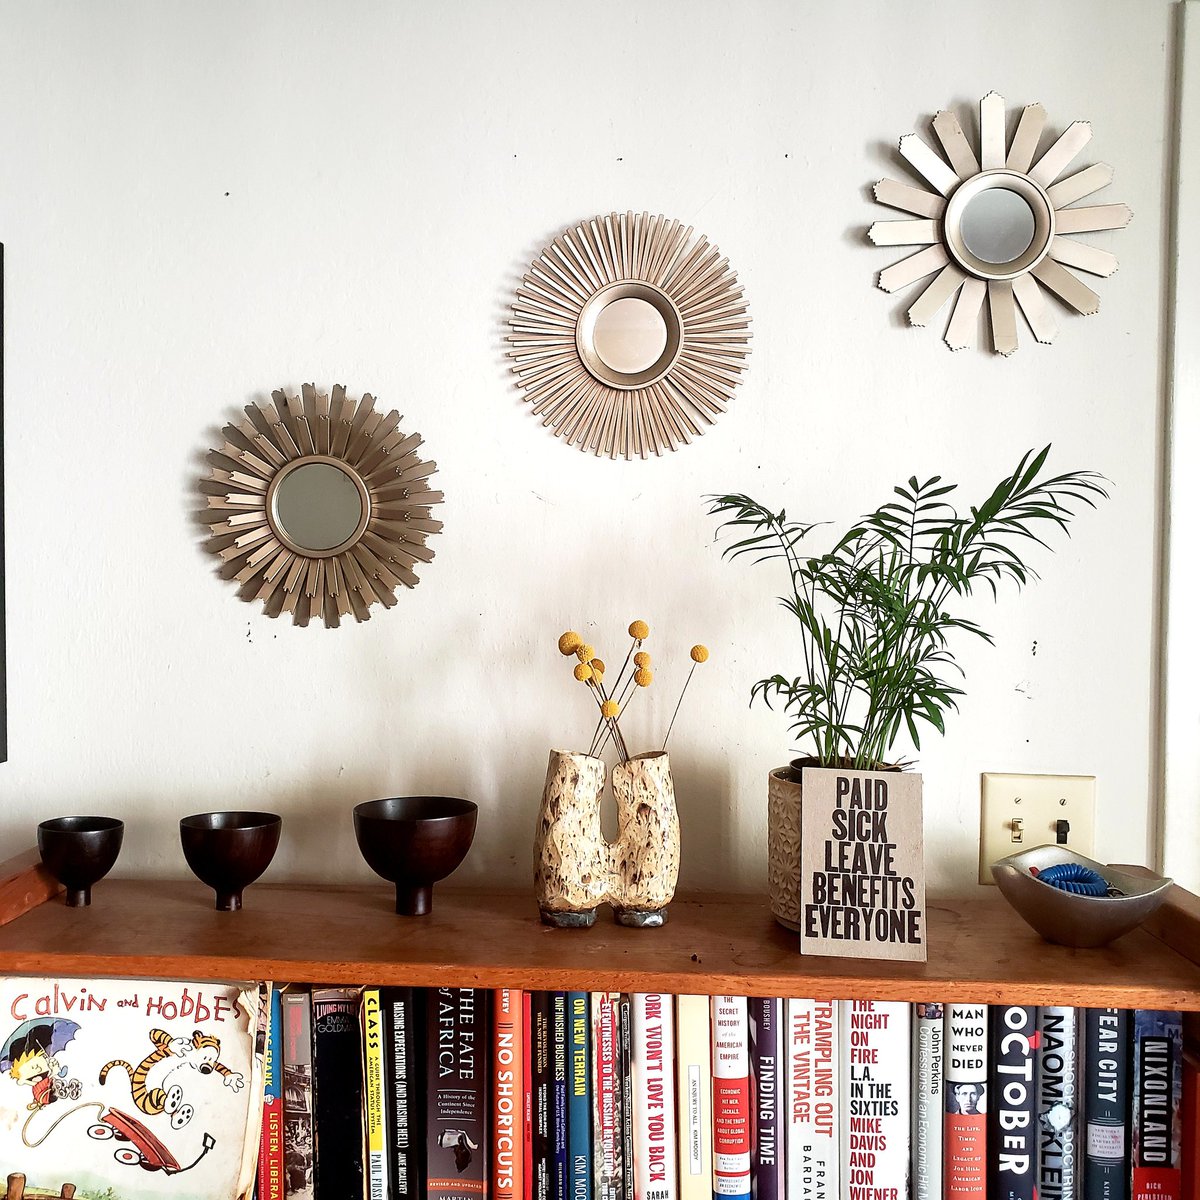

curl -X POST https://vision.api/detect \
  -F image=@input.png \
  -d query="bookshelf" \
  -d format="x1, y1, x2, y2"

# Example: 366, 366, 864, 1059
0, 850, 1199, 1012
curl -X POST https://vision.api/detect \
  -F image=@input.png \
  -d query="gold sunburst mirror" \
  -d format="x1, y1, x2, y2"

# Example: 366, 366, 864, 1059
201, 384, 443, 627
508, 211, 752, 459
869, 92, 1132, 354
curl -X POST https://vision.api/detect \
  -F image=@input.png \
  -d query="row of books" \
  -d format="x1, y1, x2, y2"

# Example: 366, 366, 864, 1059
256, 988, 1197, 1200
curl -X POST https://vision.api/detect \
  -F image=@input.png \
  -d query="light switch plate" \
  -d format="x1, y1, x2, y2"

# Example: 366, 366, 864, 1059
978, 772, 1096, 885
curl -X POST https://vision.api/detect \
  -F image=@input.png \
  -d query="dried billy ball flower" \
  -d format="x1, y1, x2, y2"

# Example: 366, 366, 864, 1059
558, 631, 583, 656
634, 667, 654, 687
628, 619, 650, 640
590, 658, 606, 674
573, 662, 593, 682
690, 644, 710, 663
576, 643, 596, 663
601, 699, 620, 718
633, 651, 651, 668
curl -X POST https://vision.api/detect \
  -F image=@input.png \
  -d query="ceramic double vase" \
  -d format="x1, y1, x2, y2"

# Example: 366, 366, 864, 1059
534, 749, 680, 927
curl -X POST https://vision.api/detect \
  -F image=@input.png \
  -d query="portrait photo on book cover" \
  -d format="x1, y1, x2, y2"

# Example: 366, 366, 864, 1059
948, 1081, 987, 1115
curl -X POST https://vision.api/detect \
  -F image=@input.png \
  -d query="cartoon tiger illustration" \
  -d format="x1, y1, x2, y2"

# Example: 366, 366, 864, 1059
99, 1028, 245, 1127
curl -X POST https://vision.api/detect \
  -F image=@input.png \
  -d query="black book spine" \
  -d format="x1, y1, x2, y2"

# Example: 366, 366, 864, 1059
382, 986, 426, 1200
312, 986, 365, 1200
617, 994, 634, 1200
551, 992, 568, 1200
1084, 1007, 1131, 1200
532, 992, 553, 1200
988, 1004, 1039, 1200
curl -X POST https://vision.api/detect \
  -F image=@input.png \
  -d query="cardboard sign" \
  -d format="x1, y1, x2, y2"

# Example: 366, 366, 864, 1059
799, 767, 927, 961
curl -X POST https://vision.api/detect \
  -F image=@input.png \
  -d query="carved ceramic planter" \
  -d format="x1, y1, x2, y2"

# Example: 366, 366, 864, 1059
767, 765, 805, 931
534, 749, 679, 927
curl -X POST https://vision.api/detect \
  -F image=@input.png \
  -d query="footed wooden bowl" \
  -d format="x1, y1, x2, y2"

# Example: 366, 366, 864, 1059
38, 815, 124, 907
353, 796, 477, 915
180, 811, 281, 911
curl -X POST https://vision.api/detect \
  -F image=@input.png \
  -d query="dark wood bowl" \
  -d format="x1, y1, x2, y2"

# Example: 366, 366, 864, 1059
37, 815, 125, 907
179, 811, 281, 911
353, 796, 477, 915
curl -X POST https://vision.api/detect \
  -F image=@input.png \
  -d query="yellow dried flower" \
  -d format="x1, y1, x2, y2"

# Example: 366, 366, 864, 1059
601, 699, 620, 718
574, 662, 593, 682
590, 658, 606, 675
634, 667, 653, 687
690, 644, 710, 663
558, 631, 582, 656
633, 651, 651, 668
576, 643, 595, 663
628, 620, 649, 640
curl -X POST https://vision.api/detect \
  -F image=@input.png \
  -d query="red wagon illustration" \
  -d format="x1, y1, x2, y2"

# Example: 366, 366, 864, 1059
86, 1107, 215, 1173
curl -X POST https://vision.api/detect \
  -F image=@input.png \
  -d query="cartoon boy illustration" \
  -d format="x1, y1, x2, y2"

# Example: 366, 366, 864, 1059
2, 1019, 82, 1111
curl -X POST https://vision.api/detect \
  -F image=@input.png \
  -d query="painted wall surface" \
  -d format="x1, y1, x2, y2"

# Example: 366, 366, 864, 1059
0, 0, 1182, 894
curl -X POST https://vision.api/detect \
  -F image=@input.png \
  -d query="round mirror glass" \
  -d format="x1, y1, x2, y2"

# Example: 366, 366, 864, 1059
272, 462, 364, 553
960, 188, 1036, 265
591, 297, 668, 374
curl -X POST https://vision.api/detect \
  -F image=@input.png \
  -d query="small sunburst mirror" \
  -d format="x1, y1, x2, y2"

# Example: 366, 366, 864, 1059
508, 211, 751, 459
869, 92, 1132, 355
201, 385, 443, 627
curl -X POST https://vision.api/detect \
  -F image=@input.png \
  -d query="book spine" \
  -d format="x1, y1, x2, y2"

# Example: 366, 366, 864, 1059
619, 994, 635, 1200
569, 991, 593, 1200
532, 992, 554, 1200
258, 984, 285, 1200
1132, 1009, 1183, 1200
362, 988, 388, 1200
426, 988, 489, 1200
1038, 1005, 1079, 1200
785, 998, 839, 1200
381, 987, 425, 1200
911, 1002, 944, 1200
1182, 1048, 1200, 1200
748, 997, 783, 1200
594, 992, 624, 1200
631, 992, 677, 1200
675, 994, 713, 1200
712, 995, 751, 1200
944, 1003, 988, 1200
494, 988, 525, 1200
312, 985, 365, 1200
840, 1000, 909, 1194
281, 988, 315, 1200
553, 992, 570, 1200
988, 1004, 1039, 1200
524, 993, 534, 1200
1084, 1007, 1131, 1200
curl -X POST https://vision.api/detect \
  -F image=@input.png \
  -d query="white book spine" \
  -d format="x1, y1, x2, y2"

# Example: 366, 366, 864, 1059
675, 995, 713, 1200
840, 1000, 911, 1194
1037, 1006, 1078, 1200
785, 999, 839, 1200
712, 995, 751, 1200
632, 993, 677, 1200
912, 1003, 944, 1200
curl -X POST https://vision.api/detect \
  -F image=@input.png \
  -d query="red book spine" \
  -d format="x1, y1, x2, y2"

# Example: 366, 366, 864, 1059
711, 995, 751, 1200
1183, 1050, 1199, 1200
944, 1004, 987, 1200
494, 988, 525, 1200
524, 991, 534, 1200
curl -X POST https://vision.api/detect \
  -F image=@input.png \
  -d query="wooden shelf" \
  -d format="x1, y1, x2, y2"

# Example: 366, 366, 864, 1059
0, 878, 1198, 1010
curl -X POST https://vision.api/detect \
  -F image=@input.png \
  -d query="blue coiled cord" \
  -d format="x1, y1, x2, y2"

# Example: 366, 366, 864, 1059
1036, 862, 1108, 896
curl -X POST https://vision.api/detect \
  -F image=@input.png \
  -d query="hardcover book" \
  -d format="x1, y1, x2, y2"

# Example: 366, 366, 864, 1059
0, 975, 266, 1200
748, 997, 784, 1200
711, 995, 751, 1200
911, 1002, 943, 1200
259, 984, 285, 1200
568, 991, 593, 1200
380, 986, 425, 1200
524, 994, 534, 1200
1132, 1009, 1183, 1200
426, 988, 489, 1200
594, 991, 625, 1200
312, 985, 364, 1199
944, 1003, 988, 1200
618, 994, 635, 1200
988, 1004, 1038, 1200
785, 998, 839, 1200
1038, 1006, 1079, 1200
531, 992, 553, 1200
361, 988, 388, 1200
553, 992, 569, 1200
631, 993, 677, 1200
1084, 1007, 1131, 1200
493, 988, 524, 1200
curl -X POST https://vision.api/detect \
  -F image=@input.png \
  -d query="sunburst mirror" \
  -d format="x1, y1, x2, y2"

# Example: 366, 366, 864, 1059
869, 92, 1132, 354
201, 385, 444, 627
508, 211, 752, 459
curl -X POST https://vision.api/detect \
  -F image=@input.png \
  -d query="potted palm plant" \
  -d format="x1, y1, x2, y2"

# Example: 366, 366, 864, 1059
708, 446, 1106, 930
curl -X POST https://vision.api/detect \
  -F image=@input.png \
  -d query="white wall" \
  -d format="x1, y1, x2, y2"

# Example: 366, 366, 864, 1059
0, 0, 1183, 896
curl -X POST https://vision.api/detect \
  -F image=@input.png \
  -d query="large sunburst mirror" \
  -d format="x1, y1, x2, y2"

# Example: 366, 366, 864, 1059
201, 385, 444, 627
507, 211, 751, 459
869, 93, 1132, 355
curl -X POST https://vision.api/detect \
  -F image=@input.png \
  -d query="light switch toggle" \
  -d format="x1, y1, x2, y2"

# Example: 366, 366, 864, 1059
1011, 817, 1024, 843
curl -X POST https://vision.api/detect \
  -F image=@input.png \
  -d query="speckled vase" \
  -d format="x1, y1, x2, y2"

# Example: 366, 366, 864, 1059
609, 751, 679, 927
534, 749, 610, 927
767, 764, 805, 931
